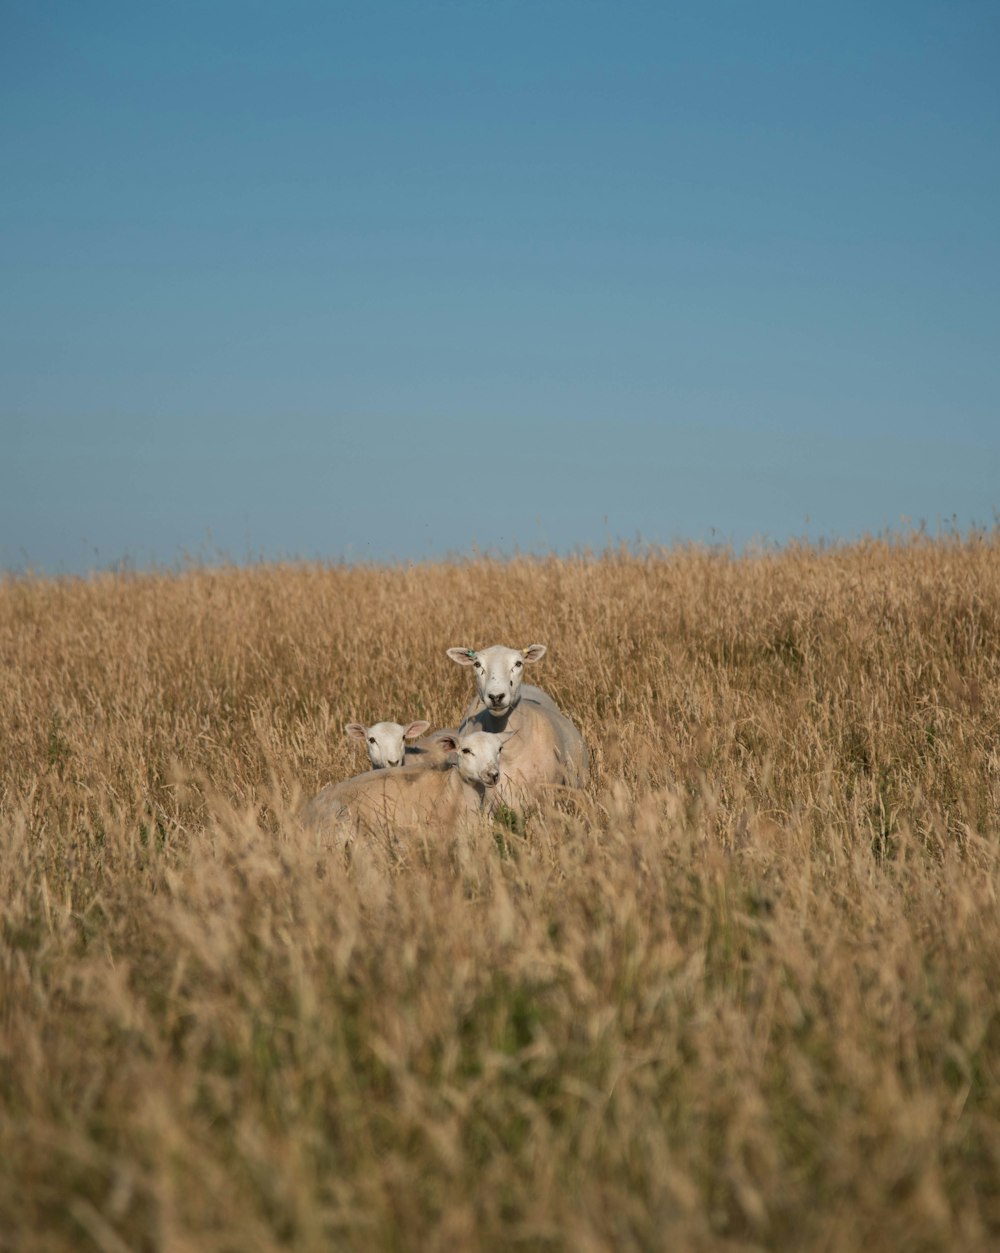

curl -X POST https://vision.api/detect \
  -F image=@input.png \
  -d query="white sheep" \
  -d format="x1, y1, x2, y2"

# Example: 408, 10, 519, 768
446, 643, 589, 799
345, 719, 432, 769
304, 729, 509, 840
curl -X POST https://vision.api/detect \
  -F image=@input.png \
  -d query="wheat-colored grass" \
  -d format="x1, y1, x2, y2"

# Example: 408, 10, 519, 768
2, 535, 1000, 1251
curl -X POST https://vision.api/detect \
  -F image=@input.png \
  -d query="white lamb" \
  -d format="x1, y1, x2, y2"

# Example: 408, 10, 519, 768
304, 729, 509, 840
345, 719, 431, 769
446, 643, 589, 801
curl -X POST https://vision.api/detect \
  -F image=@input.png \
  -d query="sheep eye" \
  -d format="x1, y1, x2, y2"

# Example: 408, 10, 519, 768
514, 660, 523, 669
461, 747, 472, 755
368, 737, 376, 744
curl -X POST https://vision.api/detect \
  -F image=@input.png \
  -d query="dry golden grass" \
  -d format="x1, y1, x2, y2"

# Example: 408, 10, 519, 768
3, 535, 1000, 1251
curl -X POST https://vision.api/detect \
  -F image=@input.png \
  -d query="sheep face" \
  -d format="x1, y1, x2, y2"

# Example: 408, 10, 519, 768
345, 719, 430, 769
435, 730, 509, 789
446, 643, 547, 717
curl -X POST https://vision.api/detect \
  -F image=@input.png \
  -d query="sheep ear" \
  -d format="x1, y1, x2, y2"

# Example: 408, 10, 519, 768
403, 720, 431, 739
521, 644, 547, 663
435, 734, 459, 752
446, 647, 477, 666
345, 723, 367, 739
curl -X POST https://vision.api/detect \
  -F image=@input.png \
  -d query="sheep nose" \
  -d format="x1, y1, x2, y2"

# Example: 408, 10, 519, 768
486, 768, 499, 784
488, 692, 505, 706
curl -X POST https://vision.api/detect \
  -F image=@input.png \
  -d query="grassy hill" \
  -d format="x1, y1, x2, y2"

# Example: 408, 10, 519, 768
3, 535, 1000, 1251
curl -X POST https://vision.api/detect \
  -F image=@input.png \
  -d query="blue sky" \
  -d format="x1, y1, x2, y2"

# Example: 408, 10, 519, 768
2, 1, 998, 572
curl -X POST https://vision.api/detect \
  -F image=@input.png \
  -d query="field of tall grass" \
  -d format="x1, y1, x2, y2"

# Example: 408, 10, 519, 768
3, 534, 1000, 1251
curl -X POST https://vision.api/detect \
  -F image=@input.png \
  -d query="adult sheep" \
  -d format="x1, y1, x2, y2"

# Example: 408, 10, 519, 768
304, 729, 508, 840
446, 643, 589, 801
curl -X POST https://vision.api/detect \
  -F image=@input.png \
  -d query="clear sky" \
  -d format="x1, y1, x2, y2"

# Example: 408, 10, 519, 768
3, 1, 998, 573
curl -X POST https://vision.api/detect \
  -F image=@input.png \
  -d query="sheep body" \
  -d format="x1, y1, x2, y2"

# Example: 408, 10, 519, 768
304, 730, 505, 840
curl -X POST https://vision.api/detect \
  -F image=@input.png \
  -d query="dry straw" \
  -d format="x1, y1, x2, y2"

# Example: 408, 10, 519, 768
2, 534, 1000, 1250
